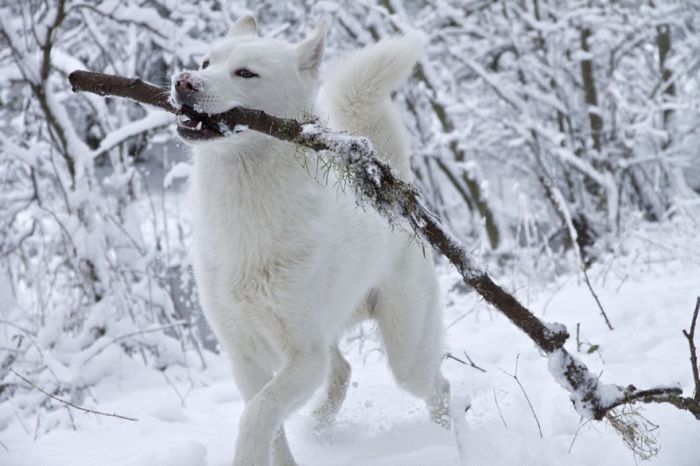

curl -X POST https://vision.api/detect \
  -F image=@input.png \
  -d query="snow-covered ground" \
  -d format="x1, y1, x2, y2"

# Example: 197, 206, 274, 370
1, 239, 699, 466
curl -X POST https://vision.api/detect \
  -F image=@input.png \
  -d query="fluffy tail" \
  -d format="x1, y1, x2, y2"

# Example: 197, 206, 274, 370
321, 34, 424, 178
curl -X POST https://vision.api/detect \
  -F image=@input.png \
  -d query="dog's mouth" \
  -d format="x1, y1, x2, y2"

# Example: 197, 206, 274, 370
176, 115, 222, 142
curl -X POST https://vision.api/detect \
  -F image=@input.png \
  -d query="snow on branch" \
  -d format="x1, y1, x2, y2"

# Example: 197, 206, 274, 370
67, 70, 700, 425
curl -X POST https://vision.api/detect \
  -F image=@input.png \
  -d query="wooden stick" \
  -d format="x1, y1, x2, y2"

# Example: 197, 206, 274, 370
67, 69, 700, 422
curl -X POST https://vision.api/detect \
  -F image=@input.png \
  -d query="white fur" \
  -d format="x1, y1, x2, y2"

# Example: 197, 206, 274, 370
176, 16, 449, 466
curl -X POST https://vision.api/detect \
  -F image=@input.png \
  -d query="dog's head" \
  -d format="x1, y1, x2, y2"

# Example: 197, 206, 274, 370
172, 16, 325, 143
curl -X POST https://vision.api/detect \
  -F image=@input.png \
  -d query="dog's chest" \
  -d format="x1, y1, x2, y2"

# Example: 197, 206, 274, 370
190, 149, 329, 299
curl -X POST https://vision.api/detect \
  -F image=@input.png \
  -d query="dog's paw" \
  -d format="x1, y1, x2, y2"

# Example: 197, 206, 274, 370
232, 449, 271, 466
272, 450, 298, 466
232, 457, 269, 466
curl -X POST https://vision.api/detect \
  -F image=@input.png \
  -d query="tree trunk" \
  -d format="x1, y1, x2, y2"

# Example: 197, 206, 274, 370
656, 23, 676, 134
580, 28, 603, 153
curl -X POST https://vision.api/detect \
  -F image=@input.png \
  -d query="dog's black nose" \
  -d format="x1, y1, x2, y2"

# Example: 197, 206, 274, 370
174, 72, 201, 105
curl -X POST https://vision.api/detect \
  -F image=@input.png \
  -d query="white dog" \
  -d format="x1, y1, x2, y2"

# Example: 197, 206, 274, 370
172, 16, 450, 466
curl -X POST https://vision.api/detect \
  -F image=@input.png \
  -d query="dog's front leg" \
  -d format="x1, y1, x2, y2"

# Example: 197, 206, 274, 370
233, 347, 328, 466
227, 349, 295, 465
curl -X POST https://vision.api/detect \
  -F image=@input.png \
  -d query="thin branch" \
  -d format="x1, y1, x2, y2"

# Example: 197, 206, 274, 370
582, 266, 614, 330
11, 370, 137, 422
445, 351, 487, 373
576, 323, 582, 352
568, 418, 592, 454
500, 355, 543, 438
463, 351, 487, 373
162, 372, 190, 408
0, 220, 37, 258
81, 321, 188, 367
603, 386, 695, 417
682, 298, 699, 402
67, 3, 168, 41
493, 388, 508, 429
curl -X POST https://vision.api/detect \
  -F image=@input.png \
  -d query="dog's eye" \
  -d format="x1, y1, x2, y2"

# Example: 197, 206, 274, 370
234, 68, 258, 79
201, 59, 210, 70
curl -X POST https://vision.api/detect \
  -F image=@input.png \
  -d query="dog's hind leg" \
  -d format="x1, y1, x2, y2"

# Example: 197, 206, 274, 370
374, 254, 451, 428
312, 345, 351, 429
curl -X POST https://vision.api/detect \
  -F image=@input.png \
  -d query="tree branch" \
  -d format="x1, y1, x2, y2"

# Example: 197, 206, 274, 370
67, 70, 700, 423
11, 369, 137, 422
682, 298, 700, 402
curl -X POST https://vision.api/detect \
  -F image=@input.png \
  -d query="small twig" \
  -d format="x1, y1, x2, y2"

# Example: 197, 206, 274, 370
445, 352, 468, 365
568, 417, 592, 454
464, 351, 487, 373
682, 297, 700, 402
8, 398, 30, 435
582, 267, 614, 330
162, 372, 190, 408
65, 405, 77, 431
445, 351, 487, 373
500, 355, 543, 438
493, 388, 508, 428
576, 322, 582, 352
11, 370, 138, 422
81, 321, 187, 367
574, 323, 604, 363
33, 414, 41, 441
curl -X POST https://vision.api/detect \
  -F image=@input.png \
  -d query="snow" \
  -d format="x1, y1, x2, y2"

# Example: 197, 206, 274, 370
546, 348, 576, 392
91, 112, 172, 159
543, 322, 568, 340
164, 162, 193, 189
2, 2, 700, 465
2, 253, 698, 465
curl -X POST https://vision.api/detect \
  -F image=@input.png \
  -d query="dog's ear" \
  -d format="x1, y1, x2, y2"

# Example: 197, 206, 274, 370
228, 15, 257, 37
297, 19, 326, 77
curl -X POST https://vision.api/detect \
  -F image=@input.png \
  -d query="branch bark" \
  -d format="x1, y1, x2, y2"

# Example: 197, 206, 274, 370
67, 70, 700, 423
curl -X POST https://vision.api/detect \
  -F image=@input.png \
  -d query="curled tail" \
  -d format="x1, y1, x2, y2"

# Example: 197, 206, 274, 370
321, 34, 424, 178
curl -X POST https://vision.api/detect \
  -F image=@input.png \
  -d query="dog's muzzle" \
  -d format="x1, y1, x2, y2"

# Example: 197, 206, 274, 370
171, 72, 221, 142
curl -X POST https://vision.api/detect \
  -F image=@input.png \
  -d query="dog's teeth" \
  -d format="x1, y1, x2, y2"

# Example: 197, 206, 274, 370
196, 121, 203, 130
